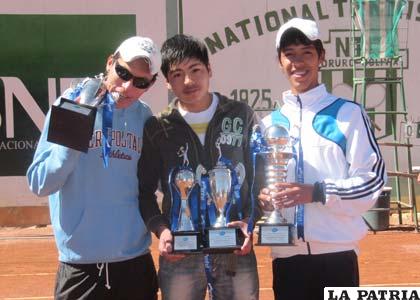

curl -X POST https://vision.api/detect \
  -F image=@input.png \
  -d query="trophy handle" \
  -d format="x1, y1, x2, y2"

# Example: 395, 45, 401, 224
251, 124, 262, 137
195, 164, 207, 184
234, 162, 246, 186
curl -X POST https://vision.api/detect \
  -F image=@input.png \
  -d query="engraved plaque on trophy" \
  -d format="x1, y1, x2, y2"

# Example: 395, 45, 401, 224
255, 124, 297, 246
47, 77, 106, 152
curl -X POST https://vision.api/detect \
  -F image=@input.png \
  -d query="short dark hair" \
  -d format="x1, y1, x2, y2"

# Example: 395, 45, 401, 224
277, 28, 325, 58
160, 34, 209, 79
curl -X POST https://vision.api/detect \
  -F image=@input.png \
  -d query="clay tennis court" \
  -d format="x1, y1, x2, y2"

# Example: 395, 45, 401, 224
1, 223, 419, 300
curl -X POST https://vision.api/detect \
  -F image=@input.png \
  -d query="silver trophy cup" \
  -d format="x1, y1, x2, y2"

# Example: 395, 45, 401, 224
263, 125, 294, 224
172, 168, 201, 253
175, 169, 195, 231
208, 165, 232, 228
77, 77, 107, 106
204, 161, 244, 253
257, 124, 296, 245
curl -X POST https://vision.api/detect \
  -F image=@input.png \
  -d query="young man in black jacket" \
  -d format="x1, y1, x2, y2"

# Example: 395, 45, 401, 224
138, 34, 260, 300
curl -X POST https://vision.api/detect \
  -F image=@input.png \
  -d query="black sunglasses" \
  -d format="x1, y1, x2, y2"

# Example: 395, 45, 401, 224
114, 61, 157, 89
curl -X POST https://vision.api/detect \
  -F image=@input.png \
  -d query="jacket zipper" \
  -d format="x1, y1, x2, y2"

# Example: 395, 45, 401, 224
297, 95, 311, 254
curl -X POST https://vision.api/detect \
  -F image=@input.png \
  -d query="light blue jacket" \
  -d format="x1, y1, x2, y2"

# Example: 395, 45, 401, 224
27, 87, 152, 263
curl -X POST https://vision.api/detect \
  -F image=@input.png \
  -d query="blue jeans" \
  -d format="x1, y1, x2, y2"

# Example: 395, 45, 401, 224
158, 251, 259, 300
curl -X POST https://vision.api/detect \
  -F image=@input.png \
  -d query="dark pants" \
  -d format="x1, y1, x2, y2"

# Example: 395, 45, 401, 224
55, 253, 158, 300
272, 250, 359, 300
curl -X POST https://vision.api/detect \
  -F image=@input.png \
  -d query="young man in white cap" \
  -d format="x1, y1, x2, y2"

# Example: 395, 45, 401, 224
27, 36, 161, 299
258, 18, 386, 299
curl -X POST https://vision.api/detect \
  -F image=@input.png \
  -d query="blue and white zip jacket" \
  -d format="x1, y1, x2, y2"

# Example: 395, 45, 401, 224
27, 84, 153, 263
262, 84, 386, 257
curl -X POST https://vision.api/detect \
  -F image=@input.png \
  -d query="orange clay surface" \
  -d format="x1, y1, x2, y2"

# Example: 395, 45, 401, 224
1, 225, 419, 300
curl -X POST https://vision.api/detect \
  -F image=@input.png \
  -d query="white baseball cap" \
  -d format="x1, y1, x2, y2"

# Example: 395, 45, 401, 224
114, 36, 162, 75
275, 18, 320, 50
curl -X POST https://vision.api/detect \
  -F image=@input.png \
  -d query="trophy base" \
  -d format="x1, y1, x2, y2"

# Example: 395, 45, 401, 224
47, 97, 96, 153
203, 227, 243, 254
172, 231, 202, 254
256, 223, 295, 246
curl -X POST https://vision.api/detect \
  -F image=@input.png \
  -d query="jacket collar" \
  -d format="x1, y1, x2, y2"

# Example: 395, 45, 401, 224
283, 84, 328, 108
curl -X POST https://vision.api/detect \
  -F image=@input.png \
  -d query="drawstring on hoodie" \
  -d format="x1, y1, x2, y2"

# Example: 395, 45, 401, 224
97, 263, 111, 290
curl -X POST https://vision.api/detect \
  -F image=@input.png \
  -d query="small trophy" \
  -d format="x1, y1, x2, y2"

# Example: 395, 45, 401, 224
47, 77, 106, 152
203, 141, 245, 253
253, 124, 297, 246
170, 144, 201, 253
